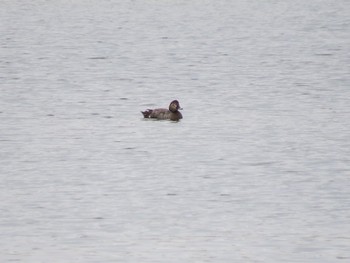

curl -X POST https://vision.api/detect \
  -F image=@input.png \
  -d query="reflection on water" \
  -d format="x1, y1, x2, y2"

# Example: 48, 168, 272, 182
1, 0, 349, 262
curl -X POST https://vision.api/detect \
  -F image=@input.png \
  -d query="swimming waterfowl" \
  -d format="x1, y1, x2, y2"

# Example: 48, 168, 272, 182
141, 100, 183, 121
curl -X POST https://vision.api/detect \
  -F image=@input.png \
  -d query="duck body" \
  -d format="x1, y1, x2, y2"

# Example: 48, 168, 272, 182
141, 100, 183, 121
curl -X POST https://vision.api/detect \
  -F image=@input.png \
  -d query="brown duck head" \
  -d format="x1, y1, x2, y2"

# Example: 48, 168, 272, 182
169, 100, 182, 113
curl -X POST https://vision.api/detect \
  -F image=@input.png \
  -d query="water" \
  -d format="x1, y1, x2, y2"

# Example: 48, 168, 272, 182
1, 0, 350, 262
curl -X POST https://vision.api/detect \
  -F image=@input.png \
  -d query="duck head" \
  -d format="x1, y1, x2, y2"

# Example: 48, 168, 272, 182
169, 100, 182, 113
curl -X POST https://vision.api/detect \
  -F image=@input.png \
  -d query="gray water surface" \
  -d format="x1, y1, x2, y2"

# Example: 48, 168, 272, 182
1, 0, 350, 262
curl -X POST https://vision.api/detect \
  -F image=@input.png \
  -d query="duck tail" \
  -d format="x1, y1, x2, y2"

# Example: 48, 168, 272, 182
141, 109, 153, 118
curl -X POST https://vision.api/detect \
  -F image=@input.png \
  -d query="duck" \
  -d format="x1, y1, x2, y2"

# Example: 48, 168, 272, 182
141, 100, 183, 121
